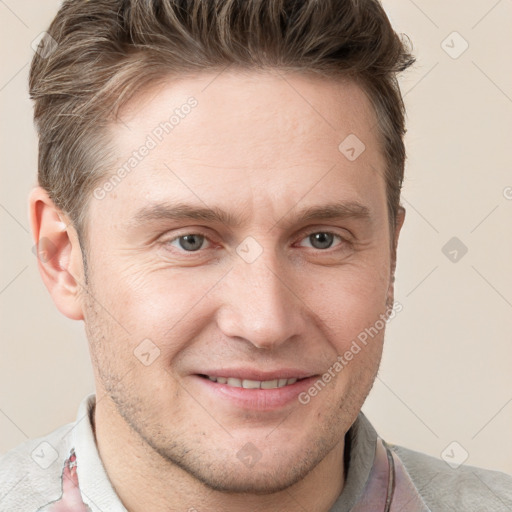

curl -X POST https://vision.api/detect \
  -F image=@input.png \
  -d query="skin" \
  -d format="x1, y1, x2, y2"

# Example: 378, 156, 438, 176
30, 70, 405, 512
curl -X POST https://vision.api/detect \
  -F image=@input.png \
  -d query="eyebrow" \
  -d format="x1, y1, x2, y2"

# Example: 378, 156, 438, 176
130, 202, 244, 229
280, 201, 372, 228
129, 200, 372, 231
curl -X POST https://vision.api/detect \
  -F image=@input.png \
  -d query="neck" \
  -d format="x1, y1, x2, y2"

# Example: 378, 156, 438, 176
93, 393, 346, 512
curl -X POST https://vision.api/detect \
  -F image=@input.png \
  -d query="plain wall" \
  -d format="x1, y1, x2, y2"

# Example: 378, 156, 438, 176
1, 0, 511, 475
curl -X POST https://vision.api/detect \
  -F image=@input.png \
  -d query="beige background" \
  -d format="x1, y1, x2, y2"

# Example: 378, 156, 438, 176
1, 0, 511, 476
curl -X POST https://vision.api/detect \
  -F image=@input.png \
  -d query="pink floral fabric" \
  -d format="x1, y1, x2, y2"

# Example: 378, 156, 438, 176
39, 449, 92, 512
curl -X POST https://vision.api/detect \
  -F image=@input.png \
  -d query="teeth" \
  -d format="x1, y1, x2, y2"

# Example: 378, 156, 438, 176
206, 376, 300, 389
242, 379, 261, 389
261, 379, 278, 389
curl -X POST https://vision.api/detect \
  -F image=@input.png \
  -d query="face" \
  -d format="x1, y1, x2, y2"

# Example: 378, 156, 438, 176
80, 70, 401, 494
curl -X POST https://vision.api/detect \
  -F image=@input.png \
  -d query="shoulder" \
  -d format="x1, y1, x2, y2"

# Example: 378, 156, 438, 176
0, 422, 74, 511
391, 443, 512, 511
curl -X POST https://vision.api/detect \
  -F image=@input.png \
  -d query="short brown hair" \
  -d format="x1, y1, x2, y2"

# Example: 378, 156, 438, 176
30, 0, 414, 245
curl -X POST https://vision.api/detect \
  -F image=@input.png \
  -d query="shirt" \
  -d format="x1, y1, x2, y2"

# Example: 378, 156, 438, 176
1, 393, 511, 511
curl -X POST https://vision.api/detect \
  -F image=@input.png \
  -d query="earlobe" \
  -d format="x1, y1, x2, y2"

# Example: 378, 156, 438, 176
394, 206, 406, 245
28, 187, 85, 321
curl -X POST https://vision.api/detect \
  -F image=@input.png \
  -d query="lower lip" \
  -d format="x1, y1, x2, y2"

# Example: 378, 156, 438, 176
193, 375, 318, 411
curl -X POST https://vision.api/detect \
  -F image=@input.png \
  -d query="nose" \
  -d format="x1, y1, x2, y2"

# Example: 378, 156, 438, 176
216, 255, 307, 350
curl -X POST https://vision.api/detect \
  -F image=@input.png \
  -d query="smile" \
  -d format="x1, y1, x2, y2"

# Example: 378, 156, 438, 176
202, 376, 300, 389
194, 372, 317, 410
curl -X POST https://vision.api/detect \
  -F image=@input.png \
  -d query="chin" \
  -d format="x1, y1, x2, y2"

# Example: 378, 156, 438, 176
147, 429, 337, 496
175, 455, 316, 495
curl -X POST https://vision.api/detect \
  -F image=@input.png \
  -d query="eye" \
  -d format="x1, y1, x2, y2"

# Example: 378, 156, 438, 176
168, 234, 210, 252
298, 232, 343, 250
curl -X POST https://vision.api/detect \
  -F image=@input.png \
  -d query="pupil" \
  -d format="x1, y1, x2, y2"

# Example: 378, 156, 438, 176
179, 235, 204, 251
311, 232, 333, 249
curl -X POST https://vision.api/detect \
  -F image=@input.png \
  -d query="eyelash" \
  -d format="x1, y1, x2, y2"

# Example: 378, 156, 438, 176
162, 229, 350, 254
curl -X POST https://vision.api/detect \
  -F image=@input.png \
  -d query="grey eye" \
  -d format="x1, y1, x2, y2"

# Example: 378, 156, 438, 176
298, 232, 343, 250
175, 234, 206, 251
308, 232, 335, 249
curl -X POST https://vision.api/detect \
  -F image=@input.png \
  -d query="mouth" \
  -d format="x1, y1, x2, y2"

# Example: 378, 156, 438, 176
193, 371, 318, 411
198, 374, 304, 389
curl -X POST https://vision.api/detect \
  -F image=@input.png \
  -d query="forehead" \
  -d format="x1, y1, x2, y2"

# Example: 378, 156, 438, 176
92, 70, 386, 228
115, 69, 378, 155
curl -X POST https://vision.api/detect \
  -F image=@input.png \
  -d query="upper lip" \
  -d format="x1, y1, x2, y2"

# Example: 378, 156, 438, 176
196, 368, 317, 381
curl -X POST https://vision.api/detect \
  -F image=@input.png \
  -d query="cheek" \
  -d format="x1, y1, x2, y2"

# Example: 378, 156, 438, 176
310, 258, 390, 319
302, 264, 390, 374
95, 261, 225, 350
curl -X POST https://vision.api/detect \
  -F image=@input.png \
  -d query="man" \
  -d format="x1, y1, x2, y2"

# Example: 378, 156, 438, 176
1, 0, 511, 510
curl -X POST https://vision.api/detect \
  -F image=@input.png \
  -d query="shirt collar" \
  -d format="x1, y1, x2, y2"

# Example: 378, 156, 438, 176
71, 394, 426, 512
72, 393, 127, 511
328, 410, 379, 511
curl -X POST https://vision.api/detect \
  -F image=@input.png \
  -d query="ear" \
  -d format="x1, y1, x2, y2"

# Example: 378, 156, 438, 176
28, 186, 85, 320
386, 205, 406, 308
